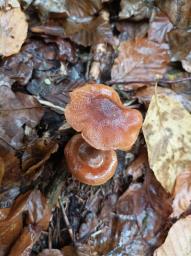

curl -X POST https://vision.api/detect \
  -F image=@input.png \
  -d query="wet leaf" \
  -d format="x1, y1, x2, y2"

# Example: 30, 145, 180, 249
172, 169, 191, 218
0, 190, 51, 256
135, 86, 191, 112
155, 0, 191, 29
32, 12, 116, 47
38, 249, 63, 256
33, 0, 102, 17
154, 215, 191, 256
143, 94, 191, 192
119, 0, 152, 20
111, 38, 169, 82
0, 86, 44, 149
76, 151, 171, 255
21, 138, 58, 179
168, 29, 191, 73
148, 12, 173, 44
0, 3, 28, 56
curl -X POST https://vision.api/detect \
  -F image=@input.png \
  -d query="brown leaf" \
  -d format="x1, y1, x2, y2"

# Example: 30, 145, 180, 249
0, 208, 23, 256
0, 190, 51, 256
33, 0, 102, 17
155, 0, 191, 29
172, 169, 191, 218
111, 38, 169, 82
0, 5, 28, 56
148, 12, 173, 44
31, 12, 116, 47
21, 138, 58, 179
135, 85, 191, 112
119, 0, 152, 20
76, 151, 171, 255
0, 157, 5, 185
38, 249, 63, 256
8, 225, 41, 256
168, 29, 191, 73
154, 215, 191, 256
0, 141, 21, 190
0, 86, 44, 149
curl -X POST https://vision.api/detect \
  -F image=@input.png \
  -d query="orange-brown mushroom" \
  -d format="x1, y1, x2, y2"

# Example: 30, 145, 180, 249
64, 134, 117, 186
65, 84, 142, 151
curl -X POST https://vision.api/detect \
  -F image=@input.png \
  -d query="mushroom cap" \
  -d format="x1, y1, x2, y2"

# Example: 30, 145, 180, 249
65, 84, 142, 151
64, 134, 117, 186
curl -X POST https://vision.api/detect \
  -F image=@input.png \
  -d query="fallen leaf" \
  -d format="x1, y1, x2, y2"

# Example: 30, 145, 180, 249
0, 4, 28, 56
168, 29, 191, 73
119, 0, 152, 20
143, 94, 191, 192
76, 151, 171, 255
0, 207, 23, 256
21, 138, 58, 179
111, 38, 169, 82
38, 249, 63, 256
155, 0, 191, 29
172, 169, 191, 218
154, 215, 191, 256
0, 190, 51, 256
0, 157, 4, 185
148, 12, 173, 44
0, 86, 44, 149
135, 85, 191, 112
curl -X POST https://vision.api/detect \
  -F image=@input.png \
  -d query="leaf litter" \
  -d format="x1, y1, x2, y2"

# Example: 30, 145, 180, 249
0, 0, 191, 255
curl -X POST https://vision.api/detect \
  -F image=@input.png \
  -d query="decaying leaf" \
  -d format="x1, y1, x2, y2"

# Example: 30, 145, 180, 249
143, 94, 191, 192
0, 190, 51, 256
135, 85, 191, 112
148, 13, 173, 44
76, 151, 171, 255
155, 0, 191, 29
0, 3, 28, 56
119, 0, 152, 20
38, 249, 64, 256
154, 215, 191, 256
111, 38, 169, 82
0, 86, 44, 149
172, 169, 191, 218
168, 29, 191, 73
0, 157, 4, 185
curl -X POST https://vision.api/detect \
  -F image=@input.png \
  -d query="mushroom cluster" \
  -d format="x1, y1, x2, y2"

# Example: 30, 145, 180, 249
64, 83, 142, 185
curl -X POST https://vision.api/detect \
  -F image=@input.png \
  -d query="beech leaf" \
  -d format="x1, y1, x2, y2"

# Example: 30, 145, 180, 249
111, 38, 169, 82
143, 94, 191, 193
154, 215, 191, 256
0, 4, 28, 56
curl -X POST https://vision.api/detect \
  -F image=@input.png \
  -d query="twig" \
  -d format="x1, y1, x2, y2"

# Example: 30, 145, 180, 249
106, 76, 191, 86
59, 198, 74, 242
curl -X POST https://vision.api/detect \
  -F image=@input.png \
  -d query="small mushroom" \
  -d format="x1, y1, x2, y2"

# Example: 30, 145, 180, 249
64, 134, 117, 185
65, 84, 142, 151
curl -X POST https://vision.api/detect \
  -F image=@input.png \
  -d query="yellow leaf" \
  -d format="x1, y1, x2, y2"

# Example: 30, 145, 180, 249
143, 94, 191, 193
154, 215, 191, 256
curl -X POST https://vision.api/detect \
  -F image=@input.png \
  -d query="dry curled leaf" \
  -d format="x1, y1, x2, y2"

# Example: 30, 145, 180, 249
172, 169, 191, 218
111, 38, 169, 82
143, 94, 191, 193
0, 4, 28, 56
154, 215, 191, 256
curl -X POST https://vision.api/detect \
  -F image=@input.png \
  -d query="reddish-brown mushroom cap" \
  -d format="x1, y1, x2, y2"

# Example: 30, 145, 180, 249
65, 84, 142, 151
64, 134, 117, 186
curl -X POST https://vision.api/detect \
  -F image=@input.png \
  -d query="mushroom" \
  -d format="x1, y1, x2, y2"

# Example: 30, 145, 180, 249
64, 134, 117, 185
65, 84, 142, 151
